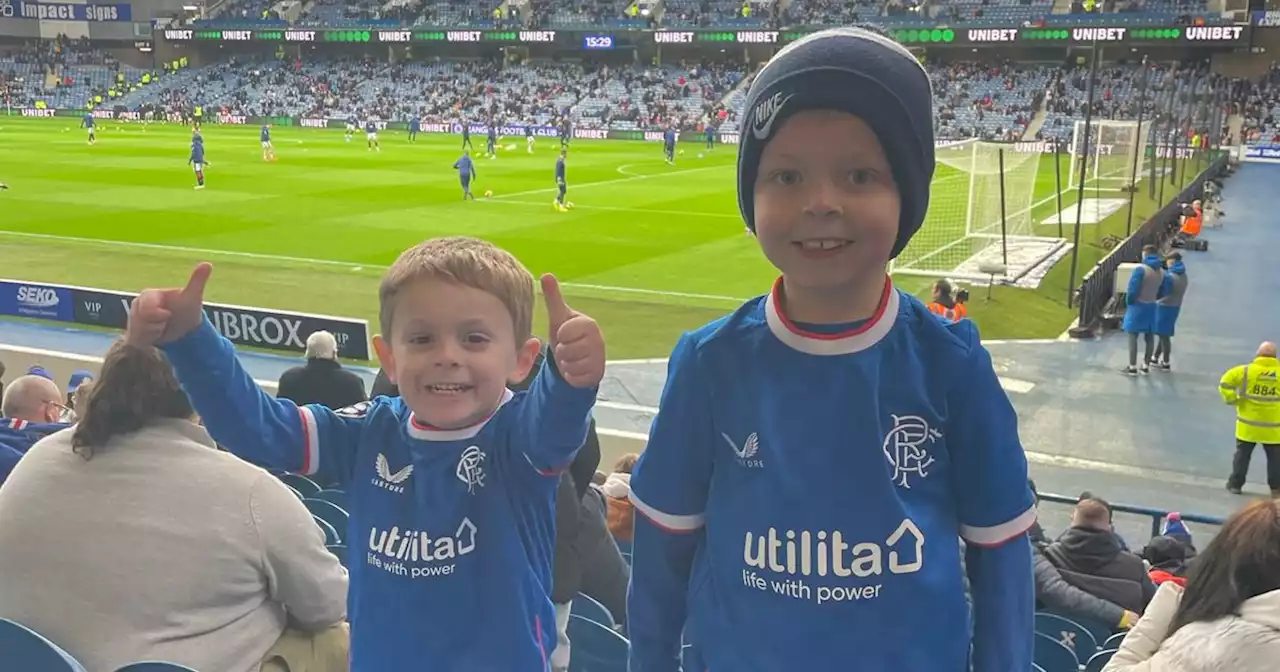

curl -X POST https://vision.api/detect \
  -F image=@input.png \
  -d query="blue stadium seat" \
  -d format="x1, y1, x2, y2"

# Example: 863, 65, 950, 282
614, 539, 631, 556
1086, 649, 1118, 672
571, 593, 615, 627
1040, 608, 1114, 647
285, 485, 304, 500
1035, 612, 1099, 664
280, 473, 320, 497
312, 488, 349, 509
567, 615, 628, 672
304, 499, 349, 543
1103, 632, 1127, 650
1033, 666, 1046, 672
1034, 631, 1079, 672
0, 619, 87, 671
312, 515, 340, 545
327, 544, 348, 569
115, 663, 201, 671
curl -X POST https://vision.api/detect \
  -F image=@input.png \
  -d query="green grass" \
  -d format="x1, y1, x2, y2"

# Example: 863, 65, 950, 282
0, 118, 1208, 359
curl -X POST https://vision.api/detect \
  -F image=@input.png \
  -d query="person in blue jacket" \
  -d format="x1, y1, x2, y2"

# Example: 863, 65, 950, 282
627, 27, 1036, 672
1123, 244, 1171, 375
0, 374, 72, 484
1152, 252, 1188, 371
453, 150, 476, 200
188, 134, 207, 190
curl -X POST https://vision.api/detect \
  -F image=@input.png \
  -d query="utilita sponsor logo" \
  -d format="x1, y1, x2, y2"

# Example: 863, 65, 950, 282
740, 519, 924, 605
367, 519, 477, 579
21, 108, 55, 118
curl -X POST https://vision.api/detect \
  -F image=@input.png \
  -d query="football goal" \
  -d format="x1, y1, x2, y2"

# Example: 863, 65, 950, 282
1067, 119, 1152, 191
891, 139, 1065, 284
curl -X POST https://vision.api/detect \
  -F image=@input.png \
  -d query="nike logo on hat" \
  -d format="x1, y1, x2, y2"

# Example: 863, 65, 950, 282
752, 91, 794, 140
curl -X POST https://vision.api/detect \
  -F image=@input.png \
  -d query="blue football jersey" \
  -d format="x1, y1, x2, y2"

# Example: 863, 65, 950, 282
629, 278, 1035, 671
261, 125, 271, 142
163, 318, 597, 671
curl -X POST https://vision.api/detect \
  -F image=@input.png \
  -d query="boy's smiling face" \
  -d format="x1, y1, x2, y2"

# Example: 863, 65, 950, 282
752, 110, 901, 297
374, 277, 540, 430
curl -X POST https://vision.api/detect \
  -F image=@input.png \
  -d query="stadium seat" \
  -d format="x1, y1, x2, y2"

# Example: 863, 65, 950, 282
312, 488, 349, 509
1033, 666, 1046, 672
1103, 632, 1127, 650
115, 663, 201, 671
0, 619, 87, 671
285, 485, 304, 500
304, 498, 349, 542
280, 473, 321, 497
326, 544, 347, 568
1034, 612, 1099, 664
1086, 649, 1118, 671
567, 615, 628, 672
1040, 609, 1114, 647
1033, 631, 1079, 672
312, 515, 340, 545
614, 539, 631, 556
571, 593, 615, 628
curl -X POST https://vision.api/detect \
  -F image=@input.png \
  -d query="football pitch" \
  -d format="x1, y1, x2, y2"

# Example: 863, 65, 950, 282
0, 118, 1198, 359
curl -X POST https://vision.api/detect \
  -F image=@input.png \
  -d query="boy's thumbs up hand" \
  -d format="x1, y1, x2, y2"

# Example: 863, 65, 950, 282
126, 263, 213, 347
541, 273, 604, 389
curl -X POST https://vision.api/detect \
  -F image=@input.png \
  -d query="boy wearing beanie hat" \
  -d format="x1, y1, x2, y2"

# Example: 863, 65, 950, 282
628, 27, 1036, 671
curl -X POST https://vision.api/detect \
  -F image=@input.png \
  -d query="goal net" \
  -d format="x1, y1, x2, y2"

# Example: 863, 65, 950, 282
891, 139, 1064, 283
1067, 119, 1151, 191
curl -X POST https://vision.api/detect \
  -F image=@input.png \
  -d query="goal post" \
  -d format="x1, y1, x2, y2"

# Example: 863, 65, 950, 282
891, 139, 1064, 284
1067, 119, 1152, 191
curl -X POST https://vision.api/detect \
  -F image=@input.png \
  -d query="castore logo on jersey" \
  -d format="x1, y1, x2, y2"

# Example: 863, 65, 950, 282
722, 432, 763, 469
373, 453, 414, 494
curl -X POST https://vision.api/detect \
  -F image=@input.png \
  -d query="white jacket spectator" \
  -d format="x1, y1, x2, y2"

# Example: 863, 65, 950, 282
1104, 499, 1280, 672
0, 341, 348, 672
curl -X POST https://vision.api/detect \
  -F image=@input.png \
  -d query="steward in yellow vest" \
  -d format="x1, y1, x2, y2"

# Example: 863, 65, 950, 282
1222, 342, 1280, 495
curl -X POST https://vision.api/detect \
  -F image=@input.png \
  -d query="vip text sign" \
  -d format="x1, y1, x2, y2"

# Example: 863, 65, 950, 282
0, 278, 371, 359
16, 1, 130, 21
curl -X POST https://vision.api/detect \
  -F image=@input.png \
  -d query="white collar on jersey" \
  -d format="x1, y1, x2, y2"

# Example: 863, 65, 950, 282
406, 388, 514, 442
764, 276, 899, 356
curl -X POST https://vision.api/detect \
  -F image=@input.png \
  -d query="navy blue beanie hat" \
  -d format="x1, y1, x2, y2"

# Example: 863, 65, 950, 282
737, 27, 936, 258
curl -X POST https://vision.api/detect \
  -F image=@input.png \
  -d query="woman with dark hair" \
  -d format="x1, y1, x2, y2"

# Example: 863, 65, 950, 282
1104, 499, 1280, 671
0, 340, 350, 672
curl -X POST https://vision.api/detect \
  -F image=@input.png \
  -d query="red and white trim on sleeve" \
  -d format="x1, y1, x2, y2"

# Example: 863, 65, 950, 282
630, 491, 706, 533
960, 506, 1038, 548
298, 406, 321, 476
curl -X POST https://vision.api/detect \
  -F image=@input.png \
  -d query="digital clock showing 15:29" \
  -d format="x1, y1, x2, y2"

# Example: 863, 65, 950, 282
582, 35, 615, 49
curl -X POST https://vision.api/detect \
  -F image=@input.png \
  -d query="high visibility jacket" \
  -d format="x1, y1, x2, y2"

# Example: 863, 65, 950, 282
926, 301, 967, 322
1180, 204, 1202, 236
1220, 356, 1280, 444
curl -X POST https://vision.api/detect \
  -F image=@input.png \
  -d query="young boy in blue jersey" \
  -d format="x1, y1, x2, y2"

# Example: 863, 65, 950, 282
260, 123, 276, 162
124, 236, 606, 671
627, 27, 1037, 672
188, 134, 206, 190
454, 149, 477, 200
82, 113, 95, 145
364, 120, 380, 152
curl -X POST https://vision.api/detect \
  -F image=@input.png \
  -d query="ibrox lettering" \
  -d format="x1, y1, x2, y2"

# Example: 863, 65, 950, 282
21, 108, 55, 117
208, 310, 306, 349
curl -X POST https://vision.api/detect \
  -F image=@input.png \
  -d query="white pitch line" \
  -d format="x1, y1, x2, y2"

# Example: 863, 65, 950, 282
493, 164, 727, 199
0, 229, 751, 303
485, 198, 740, 219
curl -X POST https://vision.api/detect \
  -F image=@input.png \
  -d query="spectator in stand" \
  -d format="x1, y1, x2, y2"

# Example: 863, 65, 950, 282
602, 453, 637, 543
276, 330, 367, 410
0, 374, 72, 485
0, 340, 350, 672
1028, 480, 1139, 631
1045, 496, 1157, 615
1103, 499, 1280, 671
1140, 536, 1192, 588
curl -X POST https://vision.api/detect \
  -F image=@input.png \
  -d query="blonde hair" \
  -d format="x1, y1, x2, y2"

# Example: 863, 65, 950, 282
379, 237, 535, 342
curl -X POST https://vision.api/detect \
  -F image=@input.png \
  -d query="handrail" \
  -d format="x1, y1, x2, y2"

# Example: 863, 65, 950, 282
1039, 492, 1225, 540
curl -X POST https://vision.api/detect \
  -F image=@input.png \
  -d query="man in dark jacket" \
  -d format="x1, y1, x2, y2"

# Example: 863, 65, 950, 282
276, 331, 367, 410
1044, 497, 1157, 614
